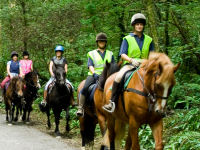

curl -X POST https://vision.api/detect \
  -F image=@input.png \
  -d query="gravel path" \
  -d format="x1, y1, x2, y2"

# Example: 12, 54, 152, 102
0, 113, 80, 150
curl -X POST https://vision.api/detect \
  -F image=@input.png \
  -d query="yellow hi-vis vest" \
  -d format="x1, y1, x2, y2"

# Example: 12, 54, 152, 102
122, 34, 152, 65
87, 49, 113, 75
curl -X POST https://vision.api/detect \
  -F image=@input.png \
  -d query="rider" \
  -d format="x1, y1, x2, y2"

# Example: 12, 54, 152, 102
20, 51, 33, 77
0, 51, 22, 89
103, 13, 154, 112
40, 45, 75, 106
76, 33, 115, 117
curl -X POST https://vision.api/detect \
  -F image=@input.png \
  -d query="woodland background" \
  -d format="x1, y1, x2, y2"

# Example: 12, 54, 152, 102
0, 0, 200, 149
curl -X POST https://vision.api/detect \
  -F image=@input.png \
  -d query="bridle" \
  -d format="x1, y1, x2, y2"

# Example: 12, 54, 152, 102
125, 69, 168, 112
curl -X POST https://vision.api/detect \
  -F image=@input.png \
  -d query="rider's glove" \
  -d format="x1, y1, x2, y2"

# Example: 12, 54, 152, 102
130, 58, 140, 67
93, 73, 99, 81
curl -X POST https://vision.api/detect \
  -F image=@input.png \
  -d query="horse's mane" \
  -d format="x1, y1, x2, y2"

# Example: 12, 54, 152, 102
98, 62, 120, 89
9, 76, 22, 90
141, 52, 175, 85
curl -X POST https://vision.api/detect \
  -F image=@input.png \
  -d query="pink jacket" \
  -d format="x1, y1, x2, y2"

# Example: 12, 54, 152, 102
20, 60, 32, 75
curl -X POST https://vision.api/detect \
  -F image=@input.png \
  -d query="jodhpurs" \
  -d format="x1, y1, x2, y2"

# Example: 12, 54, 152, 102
81, 75, 96, 96
44, 77, 74, 91
115, 64, 135, 83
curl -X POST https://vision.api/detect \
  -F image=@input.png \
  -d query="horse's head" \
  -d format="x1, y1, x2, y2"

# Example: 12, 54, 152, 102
54, 65, 66, 86
25, 71, 41, 89
142, 52, 180, 116
11, 77, 25, 98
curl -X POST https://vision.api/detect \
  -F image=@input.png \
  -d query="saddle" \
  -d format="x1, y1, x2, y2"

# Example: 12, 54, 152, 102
123, 67, 138, 90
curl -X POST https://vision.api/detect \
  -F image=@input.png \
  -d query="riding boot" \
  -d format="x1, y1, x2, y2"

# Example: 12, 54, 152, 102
102, 81, 121, 113
41, 90, 47, 106
76, 93, 85, 117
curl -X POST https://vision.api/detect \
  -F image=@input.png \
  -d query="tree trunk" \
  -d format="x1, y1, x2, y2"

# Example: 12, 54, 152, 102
164, 2, 169, 54
142, 0, 160, 52
20, 0, 27, 51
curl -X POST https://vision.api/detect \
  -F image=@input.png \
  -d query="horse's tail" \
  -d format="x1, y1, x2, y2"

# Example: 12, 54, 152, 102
81, 113, 96, 146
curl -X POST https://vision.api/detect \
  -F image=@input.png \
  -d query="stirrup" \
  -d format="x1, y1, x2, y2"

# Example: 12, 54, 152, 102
102, 100, 115, 113
76, 108, 84, 117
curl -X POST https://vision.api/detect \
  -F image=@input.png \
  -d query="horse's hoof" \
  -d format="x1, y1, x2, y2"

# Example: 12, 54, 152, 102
56, 136, 61, 139
8, 123, 12, 126
14, 118, 18, 122
100, 145, 109, 150
81, 147, 86, 150
55, 131, 61, 137
66, 126, 70, 132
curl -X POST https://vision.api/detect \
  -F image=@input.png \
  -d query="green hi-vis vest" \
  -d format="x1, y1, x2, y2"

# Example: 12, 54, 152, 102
87, 49, 113, 75
123, 34, 152, 65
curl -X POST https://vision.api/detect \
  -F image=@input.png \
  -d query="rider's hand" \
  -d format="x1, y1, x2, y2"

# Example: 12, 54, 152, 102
130, 58, 140, 67
93, 73, 99, 81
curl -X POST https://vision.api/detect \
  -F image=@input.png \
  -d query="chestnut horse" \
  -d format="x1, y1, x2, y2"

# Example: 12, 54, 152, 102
4, 76, 25, 124
101, 52, 180, 150
77, 62, 120, 150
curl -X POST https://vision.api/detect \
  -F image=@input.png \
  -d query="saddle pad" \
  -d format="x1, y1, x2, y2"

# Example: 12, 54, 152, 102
47, 81, 55, 94
124, 67, 140, 89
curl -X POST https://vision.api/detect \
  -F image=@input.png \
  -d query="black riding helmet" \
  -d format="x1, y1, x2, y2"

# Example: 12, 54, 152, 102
11, 51, 18, 58
23, 51, 29, 56
96, 33, 107, 42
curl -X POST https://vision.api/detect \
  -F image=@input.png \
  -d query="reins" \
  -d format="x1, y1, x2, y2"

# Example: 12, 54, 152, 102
125, 68, 168, 112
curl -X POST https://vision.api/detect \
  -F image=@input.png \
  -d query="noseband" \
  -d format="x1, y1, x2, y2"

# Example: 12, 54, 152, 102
125, 69, 168, 112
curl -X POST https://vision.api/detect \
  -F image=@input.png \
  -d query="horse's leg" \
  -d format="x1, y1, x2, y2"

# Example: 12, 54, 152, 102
46, 106, 51, 129
107, 118, 115, 150
114, 119, 126, 149
11, 105, 15, 122
80, 117, 86, 150
125, 130, 132, 150
14, 106, 19, 122
22, 105, 27, 121
5, 104, 9, 122
129, 117, 140, 150
27, 104, 32, 122
149, 119, 164, 150
65, 106, 70, 132
96, 112, 106, 136
53, 108, 61, 136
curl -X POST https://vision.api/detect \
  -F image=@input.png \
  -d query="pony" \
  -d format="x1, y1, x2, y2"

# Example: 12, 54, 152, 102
22, 71, 40, 123
4, 76, 25, 124
77, 61, 120, 150
100, 52, 180, 150
42, 66, 72, 137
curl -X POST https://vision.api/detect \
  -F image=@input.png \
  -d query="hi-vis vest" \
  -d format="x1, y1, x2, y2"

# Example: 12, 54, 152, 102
123, 34, 152, 65
87, 50, 113, 75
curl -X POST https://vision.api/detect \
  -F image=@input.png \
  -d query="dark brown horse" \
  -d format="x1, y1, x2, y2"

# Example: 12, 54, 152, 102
22, 71, 40, 123
4, 76, 25, 124
77, 62, 120, 150
100, 52, 180, 150
40, 66, 72, 137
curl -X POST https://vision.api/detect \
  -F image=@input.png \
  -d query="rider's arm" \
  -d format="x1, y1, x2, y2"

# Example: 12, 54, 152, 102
49, 61, 54, 77
65, 64, 68, 74
89, 66, 95, 75
7, 62, 11, 77
31, 62, 33, 71
121, 54, 132, 63
19, 66, 24, 77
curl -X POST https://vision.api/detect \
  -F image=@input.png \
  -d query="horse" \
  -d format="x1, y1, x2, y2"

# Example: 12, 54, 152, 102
77, 61, 120, 150
22, 71, 40, 123
41, 66, 72, 137
4, 76, 25, 124
100, 52, 180, 150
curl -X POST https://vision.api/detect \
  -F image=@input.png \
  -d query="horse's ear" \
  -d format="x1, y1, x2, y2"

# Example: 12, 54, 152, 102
174, 63, 180, 73
106, 60, 110, 67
